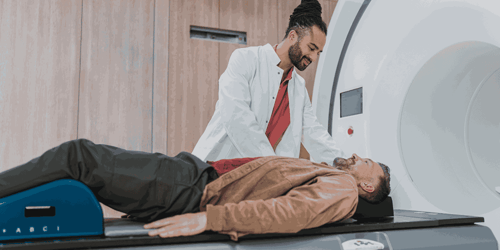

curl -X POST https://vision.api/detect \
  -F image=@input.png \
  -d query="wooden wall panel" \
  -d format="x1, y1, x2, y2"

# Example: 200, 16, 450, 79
79, 0, 154, 149
79, 0, 155, 217
219, 0, 279, 77
168, 0, 219, 155
0, 0, 81, 171
152, 0, 170, 154
331, 0, 339, 13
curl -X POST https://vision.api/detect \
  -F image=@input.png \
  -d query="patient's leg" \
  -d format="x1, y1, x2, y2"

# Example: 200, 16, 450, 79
0, 139, 216, 222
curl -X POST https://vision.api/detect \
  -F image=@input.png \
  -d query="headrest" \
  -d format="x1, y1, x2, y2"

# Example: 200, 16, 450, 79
352, 196, 394, 220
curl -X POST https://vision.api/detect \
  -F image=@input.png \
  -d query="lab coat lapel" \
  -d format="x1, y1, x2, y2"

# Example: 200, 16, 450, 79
288, 70, 295, 138
280, 69, 299, 156
266, 44, 283, 128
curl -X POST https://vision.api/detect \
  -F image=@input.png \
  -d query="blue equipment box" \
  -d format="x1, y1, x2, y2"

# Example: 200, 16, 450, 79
0, 179, 104, 241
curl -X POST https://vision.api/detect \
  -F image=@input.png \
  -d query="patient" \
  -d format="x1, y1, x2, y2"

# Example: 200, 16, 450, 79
0, 139, 390, 241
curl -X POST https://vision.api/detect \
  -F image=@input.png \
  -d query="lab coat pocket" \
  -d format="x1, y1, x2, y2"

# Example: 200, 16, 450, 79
205, 134, 226, 160
205, 134, 237, 160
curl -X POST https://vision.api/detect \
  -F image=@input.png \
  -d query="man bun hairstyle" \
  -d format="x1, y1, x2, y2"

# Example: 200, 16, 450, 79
284, 0, 328, 40
362, 162, 391, 204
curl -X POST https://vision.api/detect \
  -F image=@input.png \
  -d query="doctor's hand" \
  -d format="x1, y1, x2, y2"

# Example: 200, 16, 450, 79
144, 211, 207, 238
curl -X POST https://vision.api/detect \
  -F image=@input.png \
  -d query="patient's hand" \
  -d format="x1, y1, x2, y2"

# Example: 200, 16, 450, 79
144, 212, 207, 238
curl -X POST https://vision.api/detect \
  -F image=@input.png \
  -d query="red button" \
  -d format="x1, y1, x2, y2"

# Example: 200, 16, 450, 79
347, 128, 354, 135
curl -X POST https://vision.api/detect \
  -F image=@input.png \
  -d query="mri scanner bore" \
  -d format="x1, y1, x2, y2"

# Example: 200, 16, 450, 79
401, 41, 500, 215
313, 0, 500, 245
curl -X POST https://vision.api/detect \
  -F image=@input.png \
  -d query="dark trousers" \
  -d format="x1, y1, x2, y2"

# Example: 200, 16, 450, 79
0, 139, 218, 222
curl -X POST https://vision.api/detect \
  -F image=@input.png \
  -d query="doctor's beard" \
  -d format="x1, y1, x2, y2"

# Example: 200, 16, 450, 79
288, 41, 311, 71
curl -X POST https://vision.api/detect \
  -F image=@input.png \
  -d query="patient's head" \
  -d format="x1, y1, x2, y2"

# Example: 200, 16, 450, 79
334, 154, 391, 204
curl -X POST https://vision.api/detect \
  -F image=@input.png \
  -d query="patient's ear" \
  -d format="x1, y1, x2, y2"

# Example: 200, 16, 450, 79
360, 182, 375, 193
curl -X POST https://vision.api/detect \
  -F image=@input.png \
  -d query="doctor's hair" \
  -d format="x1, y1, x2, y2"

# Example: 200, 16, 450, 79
361, 162, 391, 204
284, 0, 328, 41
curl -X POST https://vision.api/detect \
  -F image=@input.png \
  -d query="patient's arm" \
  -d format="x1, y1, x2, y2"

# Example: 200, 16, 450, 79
144, 212, 207, 238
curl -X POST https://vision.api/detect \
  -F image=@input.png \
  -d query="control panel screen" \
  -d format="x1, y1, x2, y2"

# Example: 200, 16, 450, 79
25, 206, 55, 217
340, 87, 362, 117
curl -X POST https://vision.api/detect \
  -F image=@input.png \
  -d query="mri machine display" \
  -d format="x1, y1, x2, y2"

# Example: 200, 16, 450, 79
313, 0, 500, 245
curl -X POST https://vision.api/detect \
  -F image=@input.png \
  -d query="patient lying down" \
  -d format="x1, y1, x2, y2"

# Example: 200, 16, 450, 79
0, 139, 390, 241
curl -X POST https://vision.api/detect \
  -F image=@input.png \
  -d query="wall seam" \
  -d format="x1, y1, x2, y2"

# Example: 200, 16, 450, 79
151, 0, 156, 153
166, 0, 170, 154
76, 0, 84, 139
218, 0, 220, 91
277, 0, 279, 43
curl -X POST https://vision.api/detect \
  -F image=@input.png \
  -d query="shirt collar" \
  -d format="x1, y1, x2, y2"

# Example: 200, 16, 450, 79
264, 43, 281, 66
284, 66, 294, 82
273, 44, 294, 82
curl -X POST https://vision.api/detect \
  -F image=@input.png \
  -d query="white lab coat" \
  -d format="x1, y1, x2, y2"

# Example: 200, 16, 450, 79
192, 44, 346, 164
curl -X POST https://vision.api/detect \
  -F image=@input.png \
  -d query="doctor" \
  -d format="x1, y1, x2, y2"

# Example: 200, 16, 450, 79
193, 0, 346, 164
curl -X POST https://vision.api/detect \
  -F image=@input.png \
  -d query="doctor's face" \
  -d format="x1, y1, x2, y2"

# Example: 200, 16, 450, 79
288, 25, 326, 71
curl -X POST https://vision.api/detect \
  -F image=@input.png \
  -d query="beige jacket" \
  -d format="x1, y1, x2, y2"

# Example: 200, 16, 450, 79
200, 156, 359, 241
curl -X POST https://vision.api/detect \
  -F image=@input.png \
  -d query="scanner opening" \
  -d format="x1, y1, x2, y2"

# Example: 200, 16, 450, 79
399, 41, 500, 214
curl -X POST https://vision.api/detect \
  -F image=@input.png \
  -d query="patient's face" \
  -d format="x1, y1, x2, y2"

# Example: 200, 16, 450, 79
334, 154, 384, 181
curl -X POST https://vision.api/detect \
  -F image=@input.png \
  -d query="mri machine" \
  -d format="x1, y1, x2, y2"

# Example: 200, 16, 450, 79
313, 0, 500, 246
1, 0, 499, 249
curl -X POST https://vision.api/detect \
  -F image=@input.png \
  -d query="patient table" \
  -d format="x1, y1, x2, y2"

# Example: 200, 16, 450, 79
0, 180, 497, 250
